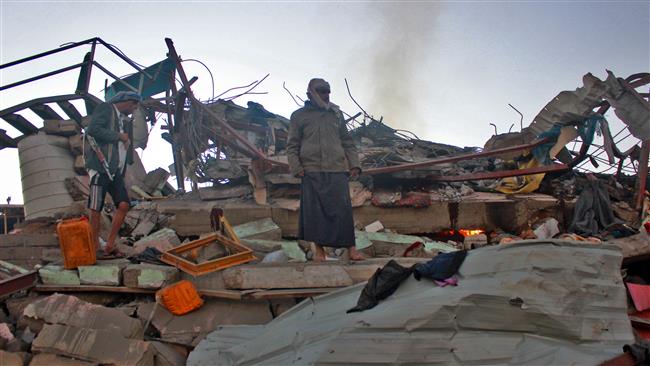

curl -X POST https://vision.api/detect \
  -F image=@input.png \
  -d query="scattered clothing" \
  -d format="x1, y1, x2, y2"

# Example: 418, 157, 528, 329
347, 260, 413, 313
435, 276, 459, 287
413, 250, 467, 281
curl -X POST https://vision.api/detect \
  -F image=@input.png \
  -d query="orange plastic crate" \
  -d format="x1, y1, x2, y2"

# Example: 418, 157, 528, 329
156, 280, 204, 315
56, 217, 96, 269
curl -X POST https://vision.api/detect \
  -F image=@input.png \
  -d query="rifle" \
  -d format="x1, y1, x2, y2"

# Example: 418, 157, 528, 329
85, 134, 114, 182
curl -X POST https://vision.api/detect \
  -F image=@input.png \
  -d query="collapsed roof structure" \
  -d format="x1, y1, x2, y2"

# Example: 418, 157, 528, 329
0, 37, 649, 365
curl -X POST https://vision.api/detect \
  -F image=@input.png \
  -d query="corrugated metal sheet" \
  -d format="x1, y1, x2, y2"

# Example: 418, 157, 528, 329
189, 241, 634, 365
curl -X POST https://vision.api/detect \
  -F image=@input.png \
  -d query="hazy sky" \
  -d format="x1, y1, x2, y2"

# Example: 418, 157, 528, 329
1, 1, 649, 204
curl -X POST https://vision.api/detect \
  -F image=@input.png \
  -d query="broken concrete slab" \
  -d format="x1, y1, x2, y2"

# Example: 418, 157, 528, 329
137, 299, 272, 346
133, 228, 181, 254
21, 294, 142, 338
78, 259, 129, 286
23, 294, 143, 339
123, 264, 179, 289
151, 341, 187, 366
0, 350, 27, 366
356, 230, 428, 256
281, 242, 306, 262
32, 324, 153, 366
222, 263, 354, 290
29, 353, 97, 366
233, 218, 281, 240
38, 265, 80, 286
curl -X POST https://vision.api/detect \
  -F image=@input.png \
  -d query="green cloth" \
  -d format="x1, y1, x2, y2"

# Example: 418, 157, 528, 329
287, 101, 360, 176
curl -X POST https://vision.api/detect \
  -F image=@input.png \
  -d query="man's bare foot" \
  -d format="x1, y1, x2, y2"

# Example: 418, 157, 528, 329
311, 243, 326, 262
348, 246, 366, 261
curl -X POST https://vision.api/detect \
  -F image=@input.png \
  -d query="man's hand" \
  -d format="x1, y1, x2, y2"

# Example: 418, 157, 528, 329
118, 133, 130, 143
350, 167, 361, 178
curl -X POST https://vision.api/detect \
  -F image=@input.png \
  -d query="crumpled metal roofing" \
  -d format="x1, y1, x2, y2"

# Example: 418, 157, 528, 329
189, 241, 633, 365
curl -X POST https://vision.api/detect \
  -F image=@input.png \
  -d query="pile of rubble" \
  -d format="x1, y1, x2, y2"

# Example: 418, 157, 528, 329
1, 36, 649, 364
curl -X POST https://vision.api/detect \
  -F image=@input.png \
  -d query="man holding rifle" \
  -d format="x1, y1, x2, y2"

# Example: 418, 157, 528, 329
85, 91, 142, 257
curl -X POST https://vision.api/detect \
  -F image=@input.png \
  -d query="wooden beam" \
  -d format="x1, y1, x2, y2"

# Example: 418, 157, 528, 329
57, 100, 83, 123
0, 129, 17, 148
1, 114, 38, 135
30, 103, 63, 120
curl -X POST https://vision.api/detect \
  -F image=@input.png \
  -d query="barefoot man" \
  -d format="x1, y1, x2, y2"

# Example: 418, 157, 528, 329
287, 78, 364, 261
85, 91, 141, 257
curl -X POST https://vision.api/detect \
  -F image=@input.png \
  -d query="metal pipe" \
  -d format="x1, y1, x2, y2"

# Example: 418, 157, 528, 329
95, 38, 151, 78
0, 62, 84, 91
508, 103, 524, 131
429, 163, 569, 182
0, 37, 97, 70
365, 137, 550, 175
636, 140, 649, 210
83, 39, 98, 93
92, 61, 139, 92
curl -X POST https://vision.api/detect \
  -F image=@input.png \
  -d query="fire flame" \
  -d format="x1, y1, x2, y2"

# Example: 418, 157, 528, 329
439, 229, 485, 237
458, 229, 485, 237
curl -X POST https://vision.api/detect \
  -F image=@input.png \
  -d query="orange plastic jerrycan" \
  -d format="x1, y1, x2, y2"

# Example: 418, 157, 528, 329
56, 217, 96, 269
156, 280, 204, 315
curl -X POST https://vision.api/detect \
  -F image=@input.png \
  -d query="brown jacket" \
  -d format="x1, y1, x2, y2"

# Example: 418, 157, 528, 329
287, 102, 360, 176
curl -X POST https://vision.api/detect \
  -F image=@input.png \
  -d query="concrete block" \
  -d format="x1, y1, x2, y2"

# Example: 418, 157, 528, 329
133, 228, 180, 254
223, 263, 353, 290
78, 259, 128, 286
233, 218, 281, 240
364, 220, 384, 233
29, 353, 98, 366
32, 324, 153, 366
123, 264, 179, 289
23, 293, 143, 338
38, 265, 80, 285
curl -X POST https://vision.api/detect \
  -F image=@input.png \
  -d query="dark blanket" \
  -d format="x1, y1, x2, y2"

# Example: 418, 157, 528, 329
299, 172, 355, 247
569, 179, 619, 236
347, 260, 413, 313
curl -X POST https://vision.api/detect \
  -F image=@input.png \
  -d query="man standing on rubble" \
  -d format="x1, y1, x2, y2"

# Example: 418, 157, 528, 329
287, 78, 364, 261
85, 91, 142, 257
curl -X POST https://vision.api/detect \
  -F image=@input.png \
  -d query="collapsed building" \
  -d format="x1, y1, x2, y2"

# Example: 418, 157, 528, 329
0, 37, 648, 365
